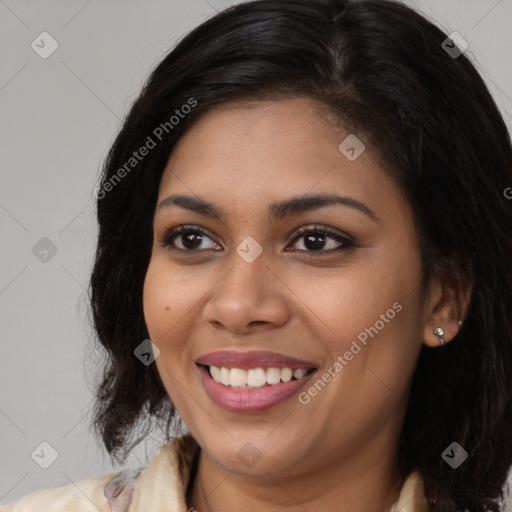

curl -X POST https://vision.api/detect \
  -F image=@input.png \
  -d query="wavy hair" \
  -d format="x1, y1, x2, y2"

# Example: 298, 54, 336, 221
88, 1, 512, 510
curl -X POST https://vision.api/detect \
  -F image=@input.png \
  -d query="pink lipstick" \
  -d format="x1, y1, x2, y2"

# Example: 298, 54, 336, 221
196, 350, 317, 412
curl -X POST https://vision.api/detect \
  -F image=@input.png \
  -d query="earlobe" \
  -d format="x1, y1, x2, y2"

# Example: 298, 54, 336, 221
422, 274, 471, 348
430, 321, 463, 346
423, 315, 464, 348
433, 326, 445, 346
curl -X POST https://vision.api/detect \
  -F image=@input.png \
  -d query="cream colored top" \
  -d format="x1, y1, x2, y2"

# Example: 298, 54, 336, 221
1, 434, 431, 511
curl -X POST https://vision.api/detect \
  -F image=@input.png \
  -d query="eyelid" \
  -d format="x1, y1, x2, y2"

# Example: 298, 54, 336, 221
290, 224, 353, 242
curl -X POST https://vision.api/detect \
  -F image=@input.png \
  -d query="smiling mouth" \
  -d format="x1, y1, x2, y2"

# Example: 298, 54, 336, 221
199, 364, 316, 389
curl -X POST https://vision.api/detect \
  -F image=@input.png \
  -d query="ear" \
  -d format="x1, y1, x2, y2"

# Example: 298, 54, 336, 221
422, 269, 472, 348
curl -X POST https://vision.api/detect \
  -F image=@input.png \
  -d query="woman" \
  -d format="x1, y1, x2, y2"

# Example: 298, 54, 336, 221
3, 0, 511, 511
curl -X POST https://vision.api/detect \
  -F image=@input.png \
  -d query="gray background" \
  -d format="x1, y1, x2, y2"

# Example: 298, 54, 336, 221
1, 0, 511, 507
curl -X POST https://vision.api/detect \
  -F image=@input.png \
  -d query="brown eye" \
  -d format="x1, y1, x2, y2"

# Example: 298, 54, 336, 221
287, 226, 354, 255
158, 225, 221, 252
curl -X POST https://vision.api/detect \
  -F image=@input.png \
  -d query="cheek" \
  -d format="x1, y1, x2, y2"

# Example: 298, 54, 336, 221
143, 259, 208, 358
142, 264, 165, 340
295, 244, 424, 389
286, 261, 418, 348
142, 263, 193, 395
331, 250, 424, 389
142, 261, 186, 343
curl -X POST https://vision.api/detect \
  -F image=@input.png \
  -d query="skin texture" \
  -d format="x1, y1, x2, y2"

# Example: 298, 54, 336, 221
143, 97, 467, 512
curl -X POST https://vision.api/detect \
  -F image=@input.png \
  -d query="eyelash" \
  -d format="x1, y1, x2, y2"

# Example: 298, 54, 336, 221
157, 224, 355, 256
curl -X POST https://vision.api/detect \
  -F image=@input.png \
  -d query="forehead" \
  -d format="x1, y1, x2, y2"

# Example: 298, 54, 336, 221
157, 97, 401, 216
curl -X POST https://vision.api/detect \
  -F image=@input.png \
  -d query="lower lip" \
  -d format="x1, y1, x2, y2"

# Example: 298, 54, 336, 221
198, 365, 316, 412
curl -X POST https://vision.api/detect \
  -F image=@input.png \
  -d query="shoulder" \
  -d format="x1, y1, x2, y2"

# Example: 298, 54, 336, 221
0, 471, 122, 512
390, 470, 432, 512
0, 434, 199, 512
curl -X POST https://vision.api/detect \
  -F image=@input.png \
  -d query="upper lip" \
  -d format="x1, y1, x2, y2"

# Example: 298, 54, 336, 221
196, 350, 316, 370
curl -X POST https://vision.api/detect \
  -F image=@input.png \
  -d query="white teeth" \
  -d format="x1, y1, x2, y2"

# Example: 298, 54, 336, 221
220, 367, 230, 386
293, 368, 308, 379
210, 365, 221, 381
280, 368, 292, 382
208, 365, 311, 388
266, 367, 281, 384
230, 368, 247, 387
247, 368, 267, 387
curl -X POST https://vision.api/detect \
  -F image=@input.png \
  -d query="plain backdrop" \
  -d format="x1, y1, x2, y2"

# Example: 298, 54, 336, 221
1, 0, 511, 507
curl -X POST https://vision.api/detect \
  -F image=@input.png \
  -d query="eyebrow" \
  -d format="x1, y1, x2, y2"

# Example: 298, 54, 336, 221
157, 193, 379, 223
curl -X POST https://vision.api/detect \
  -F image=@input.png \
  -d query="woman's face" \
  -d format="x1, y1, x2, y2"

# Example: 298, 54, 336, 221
143, 97, 429, 477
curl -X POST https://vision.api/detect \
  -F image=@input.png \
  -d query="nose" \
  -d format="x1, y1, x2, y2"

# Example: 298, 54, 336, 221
202, 251, 290, 335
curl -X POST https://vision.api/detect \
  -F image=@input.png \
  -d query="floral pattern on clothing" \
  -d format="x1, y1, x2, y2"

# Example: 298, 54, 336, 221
103, 468, 144, 512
